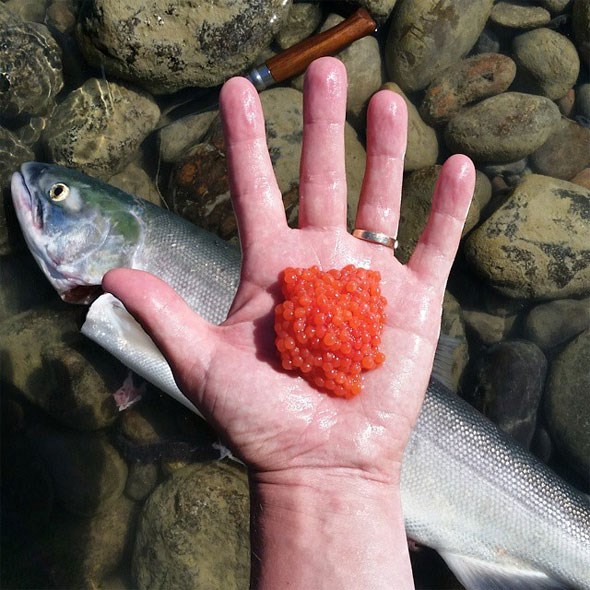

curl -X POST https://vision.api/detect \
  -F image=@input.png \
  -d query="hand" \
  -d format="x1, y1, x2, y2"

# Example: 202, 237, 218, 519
104, 57, 475, 589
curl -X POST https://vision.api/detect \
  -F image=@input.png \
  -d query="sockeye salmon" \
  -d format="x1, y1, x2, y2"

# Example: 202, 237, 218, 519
11, 162, 590, 590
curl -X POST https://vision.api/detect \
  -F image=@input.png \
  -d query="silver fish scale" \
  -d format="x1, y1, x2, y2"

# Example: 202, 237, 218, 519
133, 202, 241, 325
402, 379, 590, 589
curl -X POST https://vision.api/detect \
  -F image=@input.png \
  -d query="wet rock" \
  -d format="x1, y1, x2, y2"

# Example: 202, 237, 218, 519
341, 0, 398, 22
420, 53, 516, 125
464, 175, 590, 300
108, 161, 161, 206
275, 2, 322, 49
463, 309, 515, 345
545, 329, 590, 476
385, 0, 494, 93
46, 0, 77, 34
556, 88, 576, 117
396, 166, 489, 263
0, 22, 63, 122
480, 159, 528, 188
512, 28, 580, 100
539, 0, 572, 11
125, 462, 159, 502
530, 118, 590, 180
575, 83, 590, 119
445, 92, 561, 162
440, 291, 469, 391
158, 109, 218, 163
170, 87, 366, 238
43, 78, 160, 179
381, 82, 438, 171
573, 0, 590, 64
522, 298, 590, 351
0, 3, 23, 25
463, 340, 547, 448
0, 306, 123, 430
76, 0, 291, 94
292, 14, 383, 130
0, 126, 34, 191
43, 495, 138, 588
133, 462, 249, 590
12, 115, 49, 147
490, 2, 551, 29
28, 424, 128, 516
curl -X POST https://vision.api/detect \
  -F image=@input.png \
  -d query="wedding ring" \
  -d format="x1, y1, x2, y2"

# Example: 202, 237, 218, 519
352, 229, 398, 250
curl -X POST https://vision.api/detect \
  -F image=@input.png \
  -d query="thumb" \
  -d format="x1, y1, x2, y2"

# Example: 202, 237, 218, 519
102, 268, 216, 392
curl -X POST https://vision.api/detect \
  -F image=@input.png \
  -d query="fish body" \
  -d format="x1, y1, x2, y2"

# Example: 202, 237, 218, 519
11, 162, 590, 589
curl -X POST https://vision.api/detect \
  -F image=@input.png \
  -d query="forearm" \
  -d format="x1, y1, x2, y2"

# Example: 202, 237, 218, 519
249, 471, 414, 590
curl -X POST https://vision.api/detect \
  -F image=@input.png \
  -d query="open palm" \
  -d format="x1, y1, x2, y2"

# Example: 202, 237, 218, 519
104, 58, 475, 485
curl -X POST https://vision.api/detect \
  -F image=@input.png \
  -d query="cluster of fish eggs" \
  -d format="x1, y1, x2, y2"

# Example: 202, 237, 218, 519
274, 265, 387, 398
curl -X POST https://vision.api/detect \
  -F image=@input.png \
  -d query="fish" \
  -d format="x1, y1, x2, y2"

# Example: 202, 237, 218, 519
11, 162, 590, 590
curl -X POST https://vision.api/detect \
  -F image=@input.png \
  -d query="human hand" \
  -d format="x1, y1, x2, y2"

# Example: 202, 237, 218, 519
104, 58, 475, 484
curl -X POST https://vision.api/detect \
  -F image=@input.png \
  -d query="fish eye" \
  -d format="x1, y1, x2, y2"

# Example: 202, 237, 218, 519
49, 183, 70, 202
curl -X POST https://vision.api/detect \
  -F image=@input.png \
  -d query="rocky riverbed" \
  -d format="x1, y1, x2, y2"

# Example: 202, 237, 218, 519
1, 1, 589, 589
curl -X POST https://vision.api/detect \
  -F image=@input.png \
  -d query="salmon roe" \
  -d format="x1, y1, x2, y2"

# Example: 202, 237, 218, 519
274, 265, 387, 398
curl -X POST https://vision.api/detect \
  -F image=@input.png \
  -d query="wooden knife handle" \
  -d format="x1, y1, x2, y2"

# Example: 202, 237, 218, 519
266, 8, 377, 84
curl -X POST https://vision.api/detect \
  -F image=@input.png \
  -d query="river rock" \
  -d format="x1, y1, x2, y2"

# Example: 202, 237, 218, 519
490, 2, 551, 29
108, 161, 161, 206
445, 92, 561, 162
133, 462, 250, 590
530, 118, 590, 180
46, 0, 78, 33
275, 2, 322, 49
396, 166, 488, 263
340, 0, 398, 22
573, 0, 590, 63
0, 306, 123, 430
0, 22, 63, 122
125, 462, 159, 502
381, 82, 438, 171
28, 424, 128, 516
462, 309, 515, 345
463, 340, 547, 448
420, 53, 516, 125
545, 329, 590, 476
43, 78, 160, 178
43, 495, 138, 588
575, 83, 590, 119
0, 3, 22, 25
512, 28, 580, 100
522, 298, 590, 351
0, 126, 34, 191
76, 0, 291, 94
170, 87, 366, 239
464, 175, 590, 300
571, 167, 590, 190
480, 159, 528, 188
440, 291, 469, 391
557, 88, 576, 118
385, 0, 494, 93
292, 14, 383, 130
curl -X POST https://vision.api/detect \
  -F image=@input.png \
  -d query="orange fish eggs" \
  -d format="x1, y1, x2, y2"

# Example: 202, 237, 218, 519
274, 265, 387, 398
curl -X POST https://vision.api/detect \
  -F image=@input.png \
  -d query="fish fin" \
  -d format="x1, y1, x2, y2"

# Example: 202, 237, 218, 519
432, 333, 462, 390
440, 552, 568, 590
82, 294, 201, 416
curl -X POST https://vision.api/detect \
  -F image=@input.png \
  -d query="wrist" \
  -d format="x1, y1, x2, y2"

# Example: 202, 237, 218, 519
249, 469, 413, 590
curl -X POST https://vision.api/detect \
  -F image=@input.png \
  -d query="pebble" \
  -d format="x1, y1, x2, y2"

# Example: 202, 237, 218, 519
0, 125, 34, 191
420, 53, 516, 125
0, 306, 123, 430
539, 0, 572, 11
0, 22, 63, 122
3, 0, 47, 23
43, 78, 160, 179
125, 462, 159, 502
573, 0, 590, 63
556, 88, 576, 117
545, 329, 590, 477
0, 3, 22, 25
575, 83, 590, 120
440, 291, 470, 391
512, 28, 580, 100
46, 0, 77, 33
480, 158, 528, 187
384, 0, 494, 92
76, 0, 291, 93
464, 174, 590, 300
170, 87, 366, 238
396, 166, 488, 264
275, 2, 322, 49
490, 2, 551, 29
344, 0, 398, 22
462, 340, 547, 448
381, 82, 438, 171
28, 424, 128, 516
522, 298, 590, 351
133, 462, 250, 590
570, 167, 590, 190
529, 118, 590, 180
108, 160, 162, 206
445, 92, 561, 162
462, 309, 515, 345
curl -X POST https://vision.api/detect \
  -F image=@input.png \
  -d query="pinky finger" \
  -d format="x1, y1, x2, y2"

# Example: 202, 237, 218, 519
407, 154, 475, 283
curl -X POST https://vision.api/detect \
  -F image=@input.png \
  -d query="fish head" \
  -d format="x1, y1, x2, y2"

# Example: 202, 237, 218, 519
11, 162, 145, 304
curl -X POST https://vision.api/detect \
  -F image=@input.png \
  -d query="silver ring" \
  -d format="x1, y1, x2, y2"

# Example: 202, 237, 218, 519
352, 229, 398, 250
